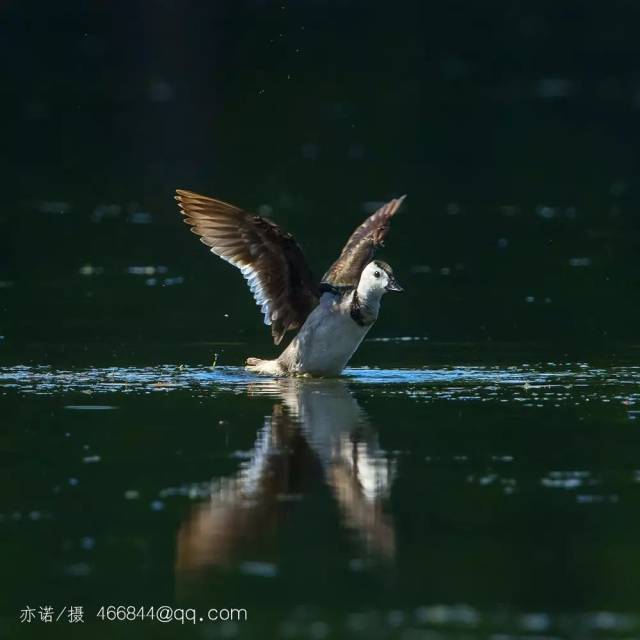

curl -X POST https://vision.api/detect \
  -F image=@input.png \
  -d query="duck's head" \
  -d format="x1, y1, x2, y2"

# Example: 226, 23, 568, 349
358, 260, 403, 297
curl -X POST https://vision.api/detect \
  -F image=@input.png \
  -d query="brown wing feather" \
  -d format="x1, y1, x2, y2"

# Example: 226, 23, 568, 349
321, 195, 406, 287
175, 189, 319, 345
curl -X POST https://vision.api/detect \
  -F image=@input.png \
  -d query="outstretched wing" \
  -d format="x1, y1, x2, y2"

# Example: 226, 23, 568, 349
175, 189, 319, 345
321, 196, 406, 288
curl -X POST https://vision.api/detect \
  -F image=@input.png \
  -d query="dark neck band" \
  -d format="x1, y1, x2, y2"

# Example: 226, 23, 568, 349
350, 290, 369, 327
319, 282, 354, 296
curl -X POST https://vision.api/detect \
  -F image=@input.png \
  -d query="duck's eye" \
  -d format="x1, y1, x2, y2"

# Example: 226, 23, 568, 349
373, 271, 381, 278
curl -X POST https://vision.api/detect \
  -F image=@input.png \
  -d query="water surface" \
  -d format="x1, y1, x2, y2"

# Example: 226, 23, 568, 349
2, 345, 640, 638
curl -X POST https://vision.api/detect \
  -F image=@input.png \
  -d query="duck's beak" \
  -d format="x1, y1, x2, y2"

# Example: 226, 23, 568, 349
385, 276, 403, 292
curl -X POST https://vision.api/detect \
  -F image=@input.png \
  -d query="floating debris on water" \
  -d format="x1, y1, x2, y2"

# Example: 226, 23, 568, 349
127, 211, 153, 224
145, 275, 185, 287
64, 405, 117, 411
127, 265, 168, 276
540, 471, 592, 490
576, 494, 618, 504
80, 536, 96, 551
150, 500, 165, 512
78, 264, 104, 276
569, 257, 592, 267
239, 561, 278, 578
536, 205, 557, 219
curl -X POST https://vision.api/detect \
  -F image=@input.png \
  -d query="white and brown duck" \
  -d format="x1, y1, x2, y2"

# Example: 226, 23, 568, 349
175, 190, 405, 376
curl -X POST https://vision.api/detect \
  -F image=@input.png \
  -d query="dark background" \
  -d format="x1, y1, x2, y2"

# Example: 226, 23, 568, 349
2, 6, 640, 638
1, 0, 639, 362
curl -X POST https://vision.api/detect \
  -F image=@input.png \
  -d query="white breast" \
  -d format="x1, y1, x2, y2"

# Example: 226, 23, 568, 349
278, 292, 373, 376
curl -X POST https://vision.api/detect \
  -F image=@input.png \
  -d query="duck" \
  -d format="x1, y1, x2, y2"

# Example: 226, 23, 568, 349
175, 189, 405, 376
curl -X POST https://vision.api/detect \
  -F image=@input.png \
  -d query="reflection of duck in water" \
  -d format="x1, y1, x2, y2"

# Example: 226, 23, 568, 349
175, 190, 404, 376
176, 379, 397, 578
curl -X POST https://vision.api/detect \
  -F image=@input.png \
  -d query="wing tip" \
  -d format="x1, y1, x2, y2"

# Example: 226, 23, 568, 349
391, 194, 407, 211
382, 194, 407, 219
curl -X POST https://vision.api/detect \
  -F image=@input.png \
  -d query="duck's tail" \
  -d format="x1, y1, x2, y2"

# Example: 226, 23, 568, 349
245, 357, 285, 376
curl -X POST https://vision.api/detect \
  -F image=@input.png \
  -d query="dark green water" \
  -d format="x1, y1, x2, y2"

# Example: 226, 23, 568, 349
2, 343, 640, 639
3, 1, 640, 638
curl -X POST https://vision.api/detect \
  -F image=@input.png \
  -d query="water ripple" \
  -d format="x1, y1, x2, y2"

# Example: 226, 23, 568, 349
0, 364, 639, 407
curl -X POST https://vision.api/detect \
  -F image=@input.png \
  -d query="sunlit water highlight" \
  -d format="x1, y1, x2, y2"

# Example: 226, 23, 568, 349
1, 363, 639, 407
3, 360, 640, 639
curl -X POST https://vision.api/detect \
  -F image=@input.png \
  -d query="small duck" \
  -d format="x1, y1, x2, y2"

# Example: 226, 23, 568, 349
175, 190, 405, 376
